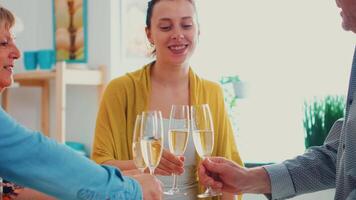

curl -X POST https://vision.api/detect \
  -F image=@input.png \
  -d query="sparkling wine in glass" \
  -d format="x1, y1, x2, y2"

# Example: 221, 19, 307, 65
191, 104, 221, 198
164, 105, 190, 195
132, 115, 147, 172
140, 111, 164, 175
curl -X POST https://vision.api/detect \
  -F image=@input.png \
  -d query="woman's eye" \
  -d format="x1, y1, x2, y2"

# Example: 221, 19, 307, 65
160, 26, 171, 31
0, 41, 8, 47
182, 24, 193, 29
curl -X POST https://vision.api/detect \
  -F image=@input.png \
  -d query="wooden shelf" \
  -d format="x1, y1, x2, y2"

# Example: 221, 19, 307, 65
13, 71, 55, 80
1, 62, 106, 143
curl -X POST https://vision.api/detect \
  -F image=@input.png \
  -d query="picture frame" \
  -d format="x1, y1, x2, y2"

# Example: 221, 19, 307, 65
53, 0, 88, 63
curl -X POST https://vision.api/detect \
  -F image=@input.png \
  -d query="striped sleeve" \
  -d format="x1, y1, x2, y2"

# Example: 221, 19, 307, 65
264, 164, 296, 199
264, 119, 343, 199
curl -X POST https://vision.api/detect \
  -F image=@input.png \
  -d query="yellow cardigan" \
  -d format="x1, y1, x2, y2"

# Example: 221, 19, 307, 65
92, 63, 243, 199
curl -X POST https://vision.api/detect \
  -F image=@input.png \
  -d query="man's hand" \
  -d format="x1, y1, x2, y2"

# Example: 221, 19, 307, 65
198, 157, 271, 194
132, 173, 163, 200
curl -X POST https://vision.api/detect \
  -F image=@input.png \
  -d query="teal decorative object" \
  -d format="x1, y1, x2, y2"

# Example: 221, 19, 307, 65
65, 141, 87, 157
303, 95, 345, 148
23, 51, 38, 70
37, 50, 55, 70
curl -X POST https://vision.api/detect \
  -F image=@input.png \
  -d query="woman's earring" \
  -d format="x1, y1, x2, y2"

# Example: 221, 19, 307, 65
146, 42, 156, 56
147, 42, 154, 50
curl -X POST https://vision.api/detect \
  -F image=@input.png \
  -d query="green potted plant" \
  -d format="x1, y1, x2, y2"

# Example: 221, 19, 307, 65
220, 76, 243, 133
303, 95, 345, 148
220, 75, 246, 108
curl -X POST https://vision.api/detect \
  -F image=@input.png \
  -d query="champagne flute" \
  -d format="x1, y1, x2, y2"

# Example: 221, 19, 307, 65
132, 115, 147, 172
140, 111, 164, 175
165, 105, 190, 195
191, 104, 221, 198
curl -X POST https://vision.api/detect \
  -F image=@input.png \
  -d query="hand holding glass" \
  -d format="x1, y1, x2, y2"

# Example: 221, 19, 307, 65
191, 104, 221, 198
165, 105, 190, 195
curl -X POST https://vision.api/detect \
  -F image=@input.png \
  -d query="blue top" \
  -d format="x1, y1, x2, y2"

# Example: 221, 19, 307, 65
0, 108, 142, 200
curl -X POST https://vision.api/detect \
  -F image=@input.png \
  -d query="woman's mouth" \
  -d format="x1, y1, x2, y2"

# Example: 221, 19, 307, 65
168, 44, 188, 54
3, 65, 14, 73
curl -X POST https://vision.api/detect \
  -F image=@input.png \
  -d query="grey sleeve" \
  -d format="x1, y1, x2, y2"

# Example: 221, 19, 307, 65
264, 164, 296, 199
264, 119, 342, 199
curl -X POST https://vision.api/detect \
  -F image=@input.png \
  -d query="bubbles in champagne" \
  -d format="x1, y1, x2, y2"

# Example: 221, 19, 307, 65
192, 130, 214, 158
141, 136, 163, 168
132, 142, 147, 170
168, 129, 189, 156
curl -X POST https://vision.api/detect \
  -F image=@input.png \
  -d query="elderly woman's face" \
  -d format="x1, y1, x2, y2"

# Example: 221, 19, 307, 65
0, 23, 20, 91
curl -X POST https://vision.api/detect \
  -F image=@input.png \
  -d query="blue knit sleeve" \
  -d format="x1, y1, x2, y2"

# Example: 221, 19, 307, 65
0, 108, 142, 200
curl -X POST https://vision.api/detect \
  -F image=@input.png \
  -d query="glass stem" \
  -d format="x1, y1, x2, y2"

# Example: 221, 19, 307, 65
149, 167, 155, 175
172, 174, 178, 190
206, 186, 213, 193
139, 168, 145, 173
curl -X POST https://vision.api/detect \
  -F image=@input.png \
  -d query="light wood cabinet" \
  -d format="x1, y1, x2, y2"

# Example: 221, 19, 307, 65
1, 62, 106, 143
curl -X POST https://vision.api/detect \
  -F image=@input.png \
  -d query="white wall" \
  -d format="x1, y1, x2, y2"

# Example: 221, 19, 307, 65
0, 0, 116, 155
193, 0, 355, 163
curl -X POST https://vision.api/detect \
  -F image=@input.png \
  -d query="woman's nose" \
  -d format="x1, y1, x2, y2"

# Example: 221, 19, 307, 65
171, 32, 184, 41
335, 0, 341, 8
10, 44, 21, 60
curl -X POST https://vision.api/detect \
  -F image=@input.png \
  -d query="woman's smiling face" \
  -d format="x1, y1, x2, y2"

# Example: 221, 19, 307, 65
145, 0, 199, 66
0, 23, 20, 91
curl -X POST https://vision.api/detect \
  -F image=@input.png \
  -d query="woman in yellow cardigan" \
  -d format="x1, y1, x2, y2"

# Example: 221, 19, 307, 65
92, 0, 243, 199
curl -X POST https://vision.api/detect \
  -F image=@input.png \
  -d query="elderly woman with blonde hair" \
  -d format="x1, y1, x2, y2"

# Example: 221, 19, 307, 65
0, 5, 162, 200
